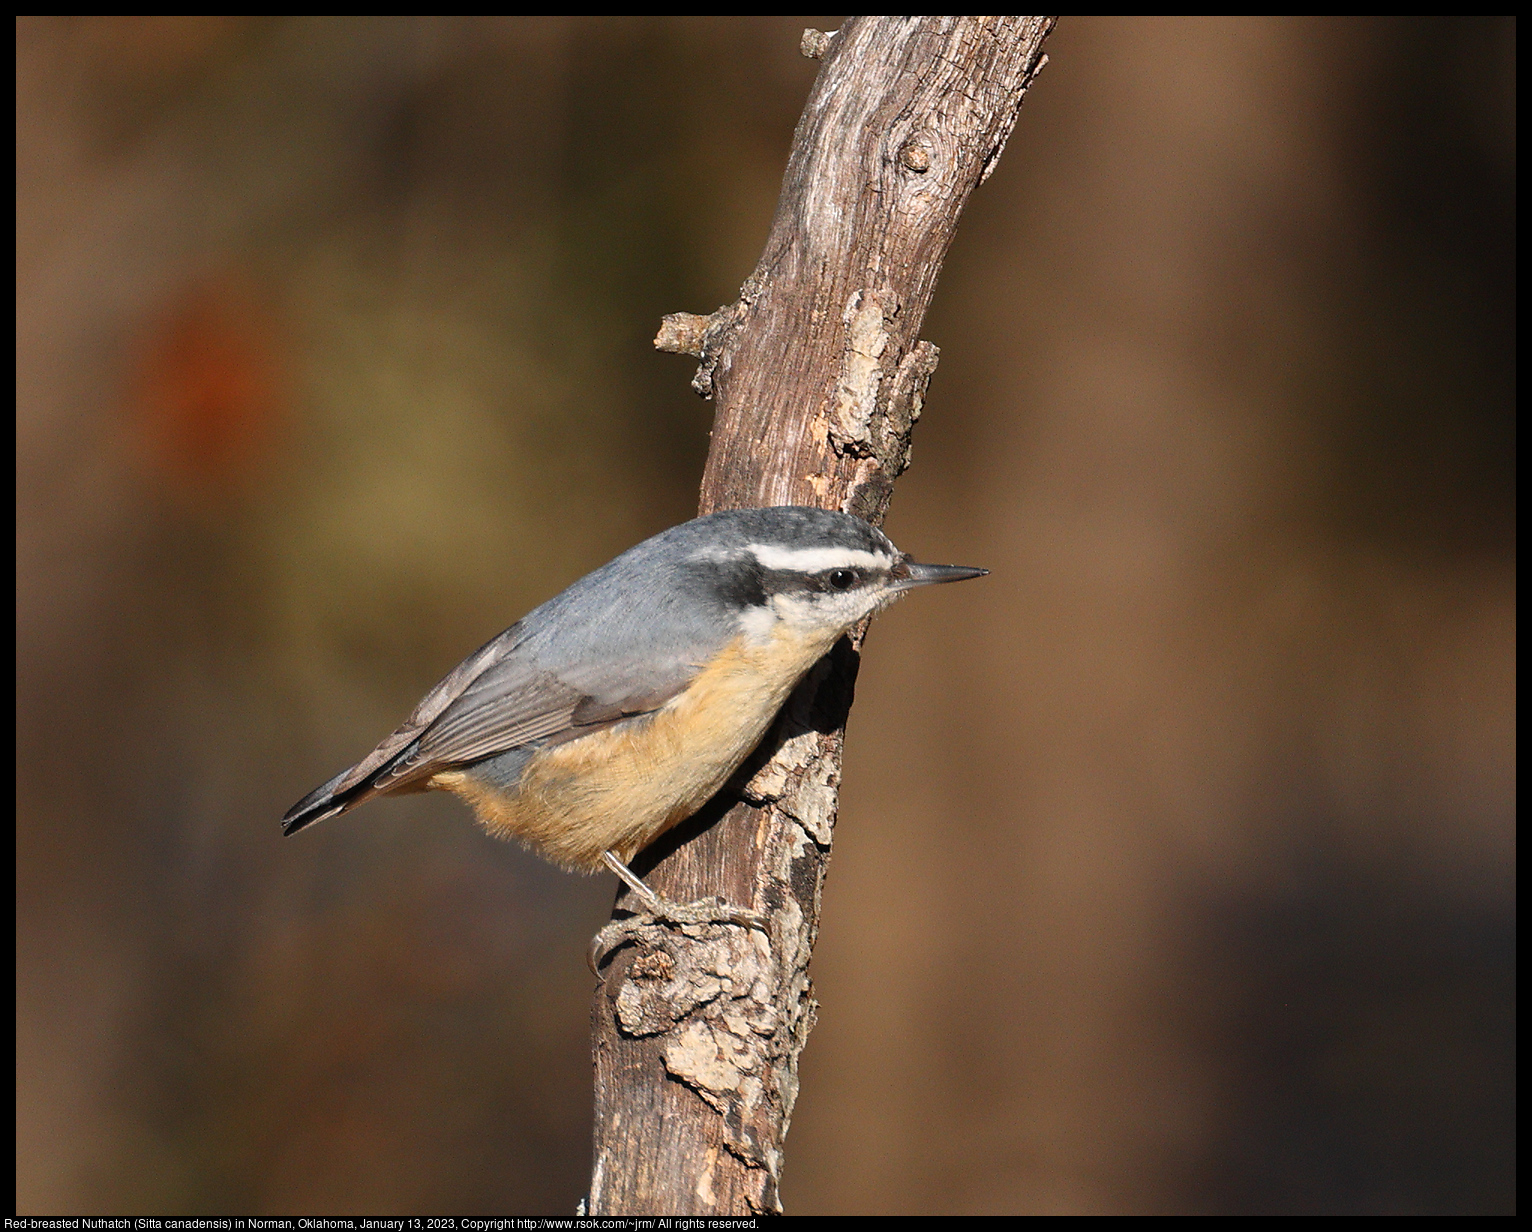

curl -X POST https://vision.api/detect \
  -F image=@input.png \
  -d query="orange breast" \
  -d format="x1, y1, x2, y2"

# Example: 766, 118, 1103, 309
430, 625, 835, 871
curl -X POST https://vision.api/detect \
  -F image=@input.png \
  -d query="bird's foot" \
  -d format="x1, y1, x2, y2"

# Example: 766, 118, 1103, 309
587, 897, 767, 976
589, 850, 766, 975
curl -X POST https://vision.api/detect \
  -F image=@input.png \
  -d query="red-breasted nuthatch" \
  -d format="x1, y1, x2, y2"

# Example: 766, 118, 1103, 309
283, 506, 985, 903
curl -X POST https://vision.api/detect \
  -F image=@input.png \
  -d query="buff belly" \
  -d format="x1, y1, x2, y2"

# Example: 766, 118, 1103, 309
428, 630, 830, 871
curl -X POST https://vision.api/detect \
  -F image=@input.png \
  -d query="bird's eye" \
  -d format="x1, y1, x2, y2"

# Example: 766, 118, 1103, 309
828, 569, 856, 591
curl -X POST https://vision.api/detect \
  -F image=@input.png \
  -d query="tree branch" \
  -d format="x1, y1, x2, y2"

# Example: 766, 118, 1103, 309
590, 16, 1055, 1215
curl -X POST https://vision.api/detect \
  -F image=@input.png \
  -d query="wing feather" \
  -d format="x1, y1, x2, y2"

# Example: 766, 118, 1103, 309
382, 672, 587, 775
282, 621, 701, 834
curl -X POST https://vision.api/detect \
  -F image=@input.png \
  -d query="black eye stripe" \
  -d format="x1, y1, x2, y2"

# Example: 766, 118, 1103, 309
701, 557, 767, 608
747, 563, 885, 596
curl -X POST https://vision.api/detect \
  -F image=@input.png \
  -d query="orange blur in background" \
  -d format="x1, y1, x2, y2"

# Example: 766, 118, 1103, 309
132, 277, 284, 494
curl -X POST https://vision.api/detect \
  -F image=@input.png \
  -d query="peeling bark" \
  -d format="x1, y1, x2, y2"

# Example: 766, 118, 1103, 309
591, 16, 1055, 1215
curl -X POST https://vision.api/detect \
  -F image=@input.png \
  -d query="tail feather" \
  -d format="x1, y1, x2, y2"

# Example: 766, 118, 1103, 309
280, 801, 346, 836
281, 764, 408, 836
282, 735, 431, 837
281, 768, 359, 836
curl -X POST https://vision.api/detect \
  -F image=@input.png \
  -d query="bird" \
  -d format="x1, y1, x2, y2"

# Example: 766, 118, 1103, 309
283, 506, 985, 913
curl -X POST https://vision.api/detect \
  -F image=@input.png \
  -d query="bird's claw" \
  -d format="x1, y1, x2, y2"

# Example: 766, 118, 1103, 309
588, 895, 768, 976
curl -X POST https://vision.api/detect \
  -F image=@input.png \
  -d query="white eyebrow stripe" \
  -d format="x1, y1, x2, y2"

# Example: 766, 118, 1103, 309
748, 544, 891, 572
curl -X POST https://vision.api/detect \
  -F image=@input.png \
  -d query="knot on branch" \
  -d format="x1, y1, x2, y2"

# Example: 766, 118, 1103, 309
654, 301, 748, 398
799, 28, 836, 60
898, 135, 933, 173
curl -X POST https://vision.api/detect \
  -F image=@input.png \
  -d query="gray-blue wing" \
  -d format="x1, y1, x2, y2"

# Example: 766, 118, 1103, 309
281, 623, 702, 834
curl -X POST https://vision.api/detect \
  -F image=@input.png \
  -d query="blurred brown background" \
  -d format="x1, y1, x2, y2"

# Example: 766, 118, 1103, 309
16, 16, 1514, 1216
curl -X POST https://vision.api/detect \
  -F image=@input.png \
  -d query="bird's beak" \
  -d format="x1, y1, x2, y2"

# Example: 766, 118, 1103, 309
891, 557, 989, 590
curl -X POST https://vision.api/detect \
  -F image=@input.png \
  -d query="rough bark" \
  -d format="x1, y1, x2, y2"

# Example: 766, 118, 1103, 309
590, 16, 1055, 1215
